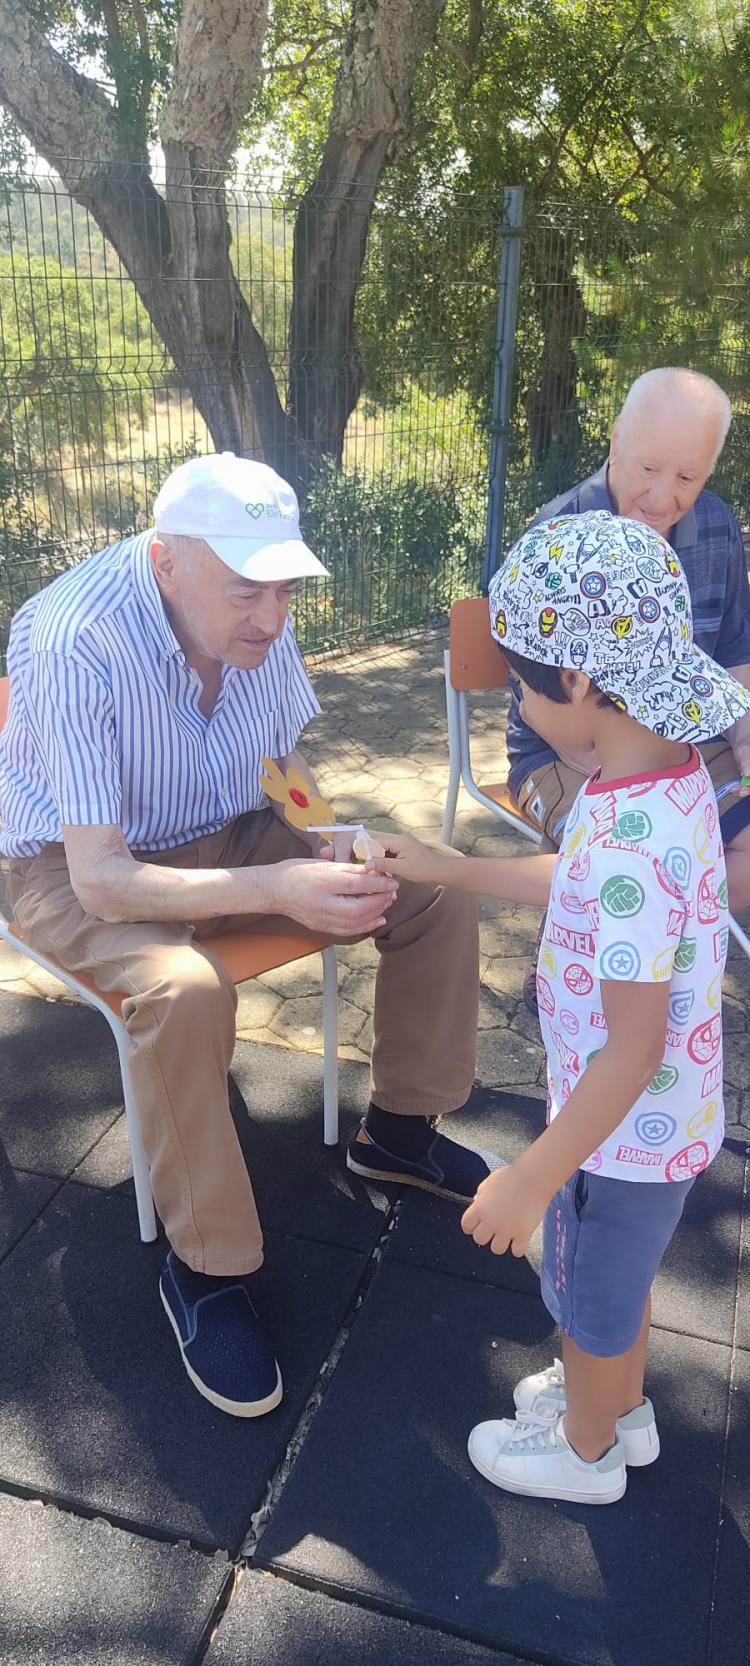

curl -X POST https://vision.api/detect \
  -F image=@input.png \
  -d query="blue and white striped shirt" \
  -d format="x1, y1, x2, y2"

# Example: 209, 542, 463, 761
0, 531, 320, 857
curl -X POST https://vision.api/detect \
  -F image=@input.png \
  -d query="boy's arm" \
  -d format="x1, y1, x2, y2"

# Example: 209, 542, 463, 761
374, 831, 556, 908
462, 977, 670, 1256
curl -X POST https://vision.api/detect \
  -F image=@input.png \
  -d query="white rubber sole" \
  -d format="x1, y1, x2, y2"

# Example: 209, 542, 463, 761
160, 1284, 283, 1418
468, 1441, 627, 1505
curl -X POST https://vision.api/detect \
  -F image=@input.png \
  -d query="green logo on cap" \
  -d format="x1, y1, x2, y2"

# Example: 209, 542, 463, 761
245, 502, 264, 519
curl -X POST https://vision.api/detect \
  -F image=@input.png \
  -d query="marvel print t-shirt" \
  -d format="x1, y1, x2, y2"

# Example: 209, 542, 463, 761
538, 748, 727, 1182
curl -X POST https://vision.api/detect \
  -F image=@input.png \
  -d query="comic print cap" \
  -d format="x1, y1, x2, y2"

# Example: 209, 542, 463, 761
488, 509, 750, 745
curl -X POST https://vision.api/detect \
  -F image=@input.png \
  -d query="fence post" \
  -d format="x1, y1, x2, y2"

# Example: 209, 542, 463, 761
482, 185, 524, 592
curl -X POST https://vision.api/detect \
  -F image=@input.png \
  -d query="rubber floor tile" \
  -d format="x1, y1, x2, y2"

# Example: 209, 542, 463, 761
0, 991, 122, 1176
0, 1489, 226, 1665
0, 1166, 59, 1261
0, 1182, 365, 1551
258, 1259, 732, 1666
708, 1348, 750, 1665
205, 1569, 521, 1666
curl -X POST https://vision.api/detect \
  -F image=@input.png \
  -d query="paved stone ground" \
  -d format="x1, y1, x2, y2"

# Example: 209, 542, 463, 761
3, 626, 750, 1132
1, 628, 749, 1664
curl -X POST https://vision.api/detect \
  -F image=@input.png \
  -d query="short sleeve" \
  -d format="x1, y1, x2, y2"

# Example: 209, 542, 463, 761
589, 845, 687, 984
29, 650, 123, 827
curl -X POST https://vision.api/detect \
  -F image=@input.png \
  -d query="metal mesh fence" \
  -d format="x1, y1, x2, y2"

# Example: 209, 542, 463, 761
1, 172, 749, 669
500, 197, 750, 554
0, 171, 494, 664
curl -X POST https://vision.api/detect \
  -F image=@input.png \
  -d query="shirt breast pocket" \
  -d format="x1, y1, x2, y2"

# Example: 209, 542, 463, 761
249, 707, 282, 802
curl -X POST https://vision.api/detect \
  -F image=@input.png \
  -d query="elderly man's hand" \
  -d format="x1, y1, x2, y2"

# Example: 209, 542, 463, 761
269, 858, 398, 937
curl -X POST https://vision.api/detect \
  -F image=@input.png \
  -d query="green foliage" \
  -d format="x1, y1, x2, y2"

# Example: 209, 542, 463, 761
4, 0, 750, 659
292, 461, 484, 650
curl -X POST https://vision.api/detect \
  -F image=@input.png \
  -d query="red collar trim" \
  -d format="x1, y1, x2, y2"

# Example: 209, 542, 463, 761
584, 745, 698, 795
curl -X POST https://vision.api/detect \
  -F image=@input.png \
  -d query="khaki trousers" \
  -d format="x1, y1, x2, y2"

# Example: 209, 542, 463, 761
8, 811, 479, 1274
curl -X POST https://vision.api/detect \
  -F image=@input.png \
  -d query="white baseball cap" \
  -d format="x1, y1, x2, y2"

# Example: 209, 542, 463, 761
152, 452, 329, 582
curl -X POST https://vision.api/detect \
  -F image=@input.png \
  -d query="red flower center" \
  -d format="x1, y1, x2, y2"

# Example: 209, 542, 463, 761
289, 788, 309, 808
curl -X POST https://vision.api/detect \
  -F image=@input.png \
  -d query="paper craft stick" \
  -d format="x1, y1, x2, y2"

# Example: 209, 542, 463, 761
259, 756, 336, 831
309, 823, 386, 861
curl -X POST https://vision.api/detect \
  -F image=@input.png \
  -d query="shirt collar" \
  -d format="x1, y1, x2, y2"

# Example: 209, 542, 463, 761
668, 501, 698, 549
131, 531, 184, 660
577, 462, 615, 511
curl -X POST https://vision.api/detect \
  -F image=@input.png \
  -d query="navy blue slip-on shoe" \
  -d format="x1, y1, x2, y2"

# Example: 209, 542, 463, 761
159, 1252, 282, 1418
346, 1123, 497, 1203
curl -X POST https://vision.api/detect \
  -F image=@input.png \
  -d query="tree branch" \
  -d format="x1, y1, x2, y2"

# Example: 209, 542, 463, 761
437, 0, 483, 71
616, 116, 686, 207
129, 0, 153, 122
288, 0, 448, 458
159, 0, 269, 168
538, 2, 651, 193
0, 0, 134, 179
267, 32, 341, 79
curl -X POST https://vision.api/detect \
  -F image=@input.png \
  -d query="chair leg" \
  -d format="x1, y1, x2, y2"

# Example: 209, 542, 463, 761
113, 1025, 158, 1244
321, 947, 339, 1146
441, 659, 462, 844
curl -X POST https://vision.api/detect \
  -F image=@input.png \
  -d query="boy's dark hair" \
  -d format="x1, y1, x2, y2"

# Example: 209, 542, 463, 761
501, 646, 617, 711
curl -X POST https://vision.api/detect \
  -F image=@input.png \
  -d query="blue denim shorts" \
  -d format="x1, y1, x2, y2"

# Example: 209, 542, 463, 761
541, 1170, 696, 1358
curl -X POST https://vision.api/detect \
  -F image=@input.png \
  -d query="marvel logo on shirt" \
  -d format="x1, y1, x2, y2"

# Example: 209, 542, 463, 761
539, 748, 727, 1183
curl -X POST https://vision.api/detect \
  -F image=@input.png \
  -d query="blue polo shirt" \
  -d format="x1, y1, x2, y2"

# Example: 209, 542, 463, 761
506, 464, 750, 799
0, 531, 320, 857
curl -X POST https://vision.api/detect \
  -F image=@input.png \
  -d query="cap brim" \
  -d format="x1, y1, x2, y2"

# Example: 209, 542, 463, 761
204, 535, 329, 581
610, 646, 750, 744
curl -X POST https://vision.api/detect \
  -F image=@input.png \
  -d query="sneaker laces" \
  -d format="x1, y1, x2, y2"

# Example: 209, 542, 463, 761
507, 1410, 564, 1449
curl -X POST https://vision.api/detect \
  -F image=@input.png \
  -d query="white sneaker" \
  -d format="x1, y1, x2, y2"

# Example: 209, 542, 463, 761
468, 1411, 627, 1505
513, 1359, 660, 1467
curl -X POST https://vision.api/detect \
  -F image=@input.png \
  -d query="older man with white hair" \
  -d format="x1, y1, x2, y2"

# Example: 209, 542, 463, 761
0, 452, 485, 1418
505, 368, 750, 1009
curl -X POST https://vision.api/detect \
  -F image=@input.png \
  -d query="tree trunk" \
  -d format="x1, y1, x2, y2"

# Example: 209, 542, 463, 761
524, 226, 587, 470
72, 161, 301, 480
289, 0, 447, 463
0, 0, 310, 489
0, 0, 447, 491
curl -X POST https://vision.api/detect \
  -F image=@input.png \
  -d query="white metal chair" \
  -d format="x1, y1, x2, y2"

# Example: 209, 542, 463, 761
440, 595, 750, 962
0, 675, 339, 1244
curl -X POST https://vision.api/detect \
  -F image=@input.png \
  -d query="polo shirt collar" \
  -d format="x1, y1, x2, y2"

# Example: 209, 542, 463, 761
668, 501, 698, 549
578, 462, 615, 511
131, 531, 184, 659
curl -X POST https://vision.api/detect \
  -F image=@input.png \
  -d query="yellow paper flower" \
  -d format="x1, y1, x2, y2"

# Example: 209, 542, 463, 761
259, 756, 336, 831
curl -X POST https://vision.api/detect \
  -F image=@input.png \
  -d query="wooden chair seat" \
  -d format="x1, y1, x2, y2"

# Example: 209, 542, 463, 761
9, 921, 329, 1019
473, 782, 538, 831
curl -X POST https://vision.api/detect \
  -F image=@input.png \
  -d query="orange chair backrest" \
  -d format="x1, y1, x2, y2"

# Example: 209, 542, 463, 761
449, 596, 509, 693
0, 675, 9, 731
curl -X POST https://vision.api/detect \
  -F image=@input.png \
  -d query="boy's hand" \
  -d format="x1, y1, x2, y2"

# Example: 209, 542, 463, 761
461, 1163, 550, 1258
370, 830, 462, 884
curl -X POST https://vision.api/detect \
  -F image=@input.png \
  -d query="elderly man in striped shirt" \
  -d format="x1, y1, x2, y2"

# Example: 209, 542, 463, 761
506, 368, 750, 1010
0, 453, 486, 1418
